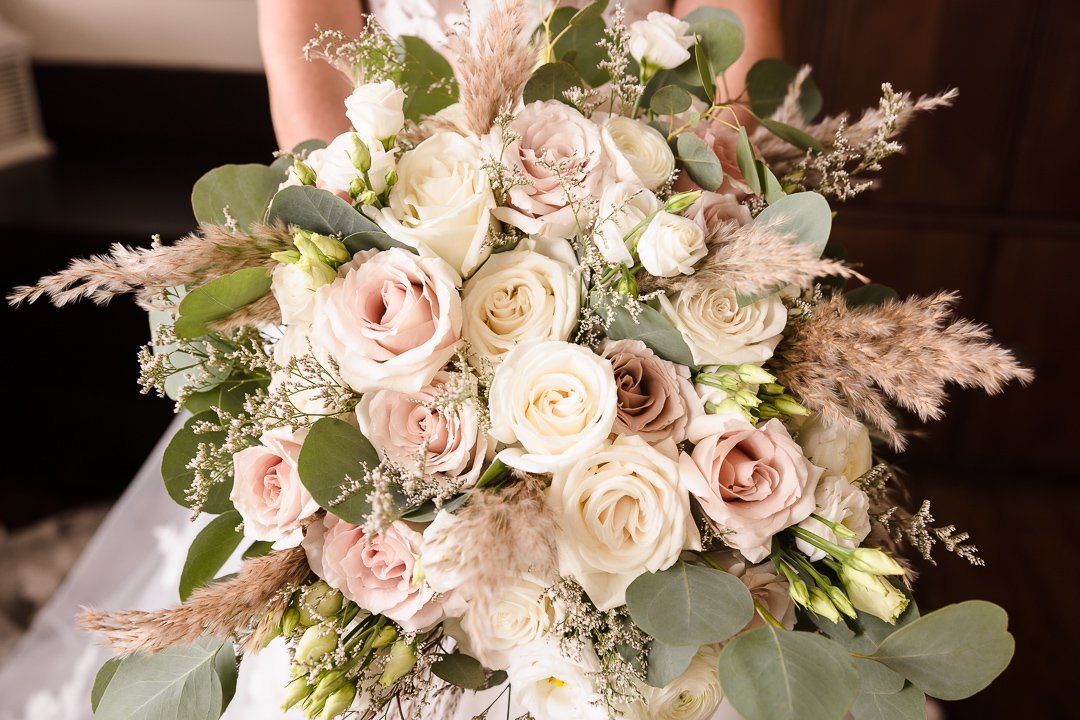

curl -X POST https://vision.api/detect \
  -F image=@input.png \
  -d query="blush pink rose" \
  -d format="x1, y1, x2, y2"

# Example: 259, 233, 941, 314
492, 100, 609, 239
601, 339, 702, 443
303, 515, 446, 632
310, 248, 462, 393
356, 371, 491, 487
231, 426, 319, 549
685, 190, 752, 236
679, 415, 822, 562
674, 124, 755, 200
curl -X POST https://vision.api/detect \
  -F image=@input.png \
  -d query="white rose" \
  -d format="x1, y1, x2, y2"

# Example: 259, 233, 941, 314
796, 475, 872, 562
599, 114, 676, 191
658, 287, 787, 365
461, 239, 580, 366
796, 410, 873, 481
344, 80, 406, 141
548, 435, 701, 610
637, 212, 707, 278
507, 640, 606, 720
639, 645, 723, 720
318, 131, 397, 196
488, 339, 618, 473
628, 12, 695, 71
271, 262, 319, 326
594, 182, 660, 266
369, 132, 497, 277
456, 573, 558, 670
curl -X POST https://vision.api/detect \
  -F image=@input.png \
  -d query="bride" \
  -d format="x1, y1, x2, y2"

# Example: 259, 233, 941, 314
0, 2, 779, 718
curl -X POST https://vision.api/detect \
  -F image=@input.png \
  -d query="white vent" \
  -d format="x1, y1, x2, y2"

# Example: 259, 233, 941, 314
0, 16, 51, 170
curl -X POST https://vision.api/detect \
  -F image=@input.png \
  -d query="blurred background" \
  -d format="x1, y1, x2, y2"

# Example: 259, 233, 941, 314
0, 0, 1075, 717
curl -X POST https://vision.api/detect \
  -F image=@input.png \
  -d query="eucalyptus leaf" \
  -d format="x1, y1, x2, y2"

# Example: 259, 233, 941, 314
568, 0, 608, 26
851, 684, 926, 720
692, 18, 744, 75
650, 85, 693, 116
758, 160, 786, 204
431, 652, 488, 690
717, 627, 859, 720
548, 7, 608, 86
523, 62, 583, 105
735, 126, 763, 194
682, 6, 744, 28
746, 59, 824, 122
694, 43, 716, 100
342, 230, 413, 255
270, 138, 329, 174
400, 492, 468, 522
845, 284, 900, 308
297, 417, 380, 524
594, 293, 698, 369
757, 117, 824, 153
675, 132, 724, 191
645, 640, 698, 688
180, 510, 244, 601
400, 35, 458, 121
268, 185, 383, 236
161, 412, 233, 515
91, 657, 122, 713
174, 267, 272, 339
242, 540, 274, 559
191, 164, 283, 229
854, 654, 906, 696
94, 637, 237, 720
868, 601, 1014, 701
184, 376, 269, 416
624, 560, 752, 646
149, 304, 233, 401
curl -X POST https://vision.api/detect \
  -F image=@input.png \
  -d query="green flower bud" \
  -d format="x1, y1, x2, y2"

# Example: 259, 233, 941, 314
808, 587, 842, 623
308, 670, 345, 706
281, 675, 312, 712
296, 624, 338, 664
294, 159, 317, 186
271, 249, 302, 265
303, 258, 338, 288
663, 190, 702, 213
734, 389, 762, 408
411, 557, 426, 587
379, 640, 417, 686
825, 584, 857, 619
756, 404, 783, 419
839, 565, 909, 624
308, 234, 351, 265
846, 548, 906, 576
298, 582, 345, 626
384, 168, 398, 188
714, 397, 743, 416
615, 271, 639, 296
788, 577, 810, 608
357, 190, 380, 208
772, 395, 810, 417
760, 383, 786, 396
320, 683, 357, 719
371, 625, 398, 649
282, 607, 301, 637
735, 363, 776, 385
347, 134, 372, 173
349, 175, 366, 199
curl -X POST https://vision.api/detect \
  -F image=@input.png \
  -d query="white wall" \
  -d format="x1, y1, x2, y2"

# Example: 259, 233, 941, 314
0, 0, 263, 71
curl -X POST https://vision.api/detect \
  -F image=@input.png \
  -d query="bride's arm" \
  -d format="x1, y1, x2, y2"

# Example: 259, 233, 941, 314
257, 0, 364, 149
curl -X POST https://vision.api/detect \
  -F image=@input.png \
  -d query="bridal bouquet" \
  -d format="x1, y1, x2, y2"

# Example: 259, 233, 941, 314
13, 2, 1030, 719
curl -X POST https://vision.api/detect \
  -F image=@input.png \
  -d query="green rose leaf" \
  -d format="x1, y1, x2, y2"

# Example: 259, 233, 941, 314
191, 164, 284, 230
757, 117, 824, 153
593, 293, 698, 370
735, 125, 763, 194
93, 637, 238, 720
400, 35, 458, 122
692, 17, 744, 76
297, 417, 380, 524
625, 560, 753, 646
675, 132, 724, 191
868, 600, 1014, 701
746, 58, 824, 122
268, 185, 383, 237
431, 652, 489, 690
645, 640, 698, 688
548, 7, 608, 87
161, 412, 233, 515
173, 267, 272, 339
342, 230, 413, 255
523, 61, 583, 106
717, 627, 859, 720
851, 684, 927, 720
91, 656, 122, 713
650, 85, 694, 116
179, 510, 244, 601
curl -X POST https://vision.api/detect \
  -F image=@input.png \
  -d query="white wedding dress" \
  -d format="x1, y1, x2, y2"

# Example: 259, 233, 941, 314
0, 2, 742, 718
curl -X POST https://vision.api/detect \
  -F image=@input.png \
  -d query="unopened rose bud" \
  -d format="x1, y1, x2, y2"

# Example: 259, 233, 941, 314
294, 159, 317, 186
839, 565, 909, 624
320, 683, 357, 719
298, 581, 345, 626
371, 625, 398, 649
281, 675, 311, 712
808, 587, 842, 623
281, 607, 301, 637
663, 190, 702, 213
379, 640, 417, 686
296, 624, 338, 664
347, 134, 372, 173
735, 363, 776, 385
847, 548, 906, 576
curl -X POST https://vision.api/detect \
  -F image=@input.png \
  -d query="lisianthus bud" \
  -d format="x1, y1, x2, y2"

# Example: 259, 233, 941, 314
772, 395, 811, 417
347, 134, 372, 173
825, 584, 857, 619
663, 190, 702, 213
788, 577, 810, 608
309, 670, 345, 706
379, 640, 417, 686
760, 382, 786, 395
298, 582, 345, 626
281, 675, 311, 711
616, 270, 639, 296
308, 234, 351, 265
320, 683, 357, 720
839, 565, 909, 624
271, 249, 303, 265
294, 159, 317, 186
735, 363, 777, 385
296, 624, 338, 664
735, 389, 762, 408
372, 625, 398, 649
808, 587, 842, 623
847, 548, 906, 576
357, 189, 380, 208
282, 607, 301, 636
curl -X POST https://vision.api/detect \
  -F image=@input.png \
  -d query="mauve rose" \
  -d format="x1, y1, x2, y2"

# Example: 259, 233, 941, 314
303, 515, 446, 632
685, 190, 752, 236
231, 426, 319, 549
356, 371, 491, 487
309, 248, 462, 393
601, 338, 702, 443
680, 415, 823, 562
731, 560, 797, 631
673, 124, 754, 199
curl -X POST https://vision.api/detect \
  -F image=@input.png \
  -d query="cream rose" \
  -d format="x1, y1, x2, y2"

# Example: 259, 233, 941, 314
493, 100, 609, 239
639, 645, 723, 720
628, 12, 695, 71
356, 371, 490, 487
601, 339, 701, 443
680, 415, 823, 562
271, 262, 319, 326
686, 191, 752, 234
796, 410, 874, 482
658, 286, 787, 365
488, 339, 618, 473
231, 426, 319, 548
344, 80, 406, 141
599, 113, 676, 191
594, 182, 660, 266
456, 573, 558, 670
796, 475, 871, 562
369, 132, 497, 277
461, 239, 580, 366
303, 515, 446, 632
549, 435, 701, 610
506, 640, 606, 720
637, 212, 707, 277
309, 248, 462, 393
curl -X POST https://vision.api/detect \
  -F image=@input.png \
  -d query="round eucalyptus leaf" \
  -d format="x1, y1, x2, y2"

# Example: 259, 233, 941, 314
746, 59, 823, 122
400, 35, 458, 121
693, 18, 744, 75
675, 132, 724, 191
548, 7, 608, 86
851, 684, 926, 720
174, 267, 272, 339
268, 185, 383, 237
297, 417, 380, 524
645, 640, 698, 688
431, 652, 488, 690
650, 85, 694, 116
191, 164, 283, 230
179, 510, 244, 601
161, 412, 233, 515
523, 62, 583, 105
